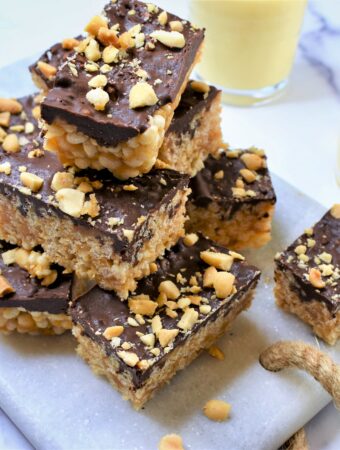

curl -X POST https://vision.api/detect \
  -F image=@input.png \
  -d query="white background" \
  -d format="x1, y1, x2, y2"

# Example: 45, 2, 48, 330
0, 0, 339, 449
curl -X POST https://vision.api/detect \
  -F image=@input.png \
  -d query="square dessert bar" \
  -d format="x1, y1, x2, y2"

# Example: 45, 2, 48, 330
275, 205, 340, 345
41, 0, 205, 179
0, 243, 72, 336
71, 234, 261, 409
187, 149, 276, 250
0, 95, 190, 297
30, 40, 223, 176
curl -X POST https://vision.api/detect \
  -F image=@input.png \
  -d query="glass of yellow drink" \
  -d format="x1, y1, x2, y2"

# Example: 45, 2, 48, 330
190, 0, 307, 106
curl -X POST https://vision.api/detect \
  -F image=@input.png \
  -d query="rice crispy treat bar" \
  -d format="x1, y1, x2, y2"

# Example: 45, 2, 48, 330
41, 0, 204, 179
275, 205, 340, 345
0, 243, 72, 336
0, 95, 190, 297
30, 38, 223, 176
187, 149, 276, 250
71, 234, 261, 409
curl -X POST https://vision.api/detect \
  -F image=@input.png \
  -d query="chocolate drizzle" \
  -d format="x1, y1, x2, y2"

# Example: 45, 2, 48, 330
70, 236, 261, 388
42, 0, 204, 147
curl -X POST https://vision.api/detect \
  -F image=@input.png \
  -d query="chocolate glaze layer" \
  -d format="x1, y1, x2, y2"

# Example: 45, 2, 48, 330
190, 151, 276, 217
29, 37, 82, 90
276, 210, 340, 315
42, 0, 204, 147
71, 236, 261, 388
0, 95, 189, 261
169, 84, 220, 137
0, 244, 71, 314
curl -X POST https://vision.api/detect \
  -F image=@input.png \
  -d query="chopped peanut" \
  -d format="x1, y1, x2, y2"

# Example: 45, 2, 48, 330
85, 15, 108, 36
200, 250, 233, 271
55, 188, 85, 218
0, 275, 15, 297
129, 295, 158, 316
191, 80, 210, 94
0, 112, 10, 128
203, 266, 218, 288
208, 345, 225, 360
117, 350, 139, 367
0, 98, 22, 114
97, 27, 120, 47
86, 88, 109, 111
62, 38, 80, 50
183, 233, 199, 247
158, 328, 179, 347
159, 434, 184, 450
20, 172, 44, 192
103, 325, 124, 340
85, 39, 102, 62
158, 11, 168, 26
129, 82, 158, 109
159, 280, 180, 299
102, 45, 120, 64
150, 30, 186, 48
37, 61, 57, 79
240, 168, 256, 183
177, 307, 198, 331
169, 21, 183, 32
330, 204, 340, 219
51, 172, 75, 191
308, 268, 325, 289
88, 74, 108, 88
240, 152, 263, 171
203, 399, 231, 421
213, 272, 235, 298
2, 134, 20, 153
140, 333, 155, 347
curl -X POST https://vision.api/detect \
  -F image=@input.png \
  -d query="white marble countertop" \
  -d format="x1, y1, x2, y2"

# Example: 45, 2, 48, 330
0, 0, 339, 449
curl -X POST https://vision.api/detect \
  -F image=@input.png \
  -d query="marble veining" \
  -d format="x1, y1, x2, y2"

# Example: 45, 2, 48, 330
299, 2, 340, 99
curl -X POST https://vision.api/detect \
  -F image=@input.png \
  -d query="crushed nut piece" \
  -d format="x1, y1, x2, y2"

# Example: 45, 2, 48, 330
159, 280, 180, 299
158, 328, 179, 347
150, 30, 186, 48
0, 98, 23, 114
308, 268, 325, 289
82, 193, 100, 218
88, 74, 108, 88
85, 39, 102, 61
62, 38, 80, 50
140, 333, 155, 347
129, 81, 158, 109
151, 315, 162, 334
191, 80, 210, 94
0, 275, 15, 297
183, 233, 199, 247
203, 399, 231, 422
103, 45, 120, 64
2, 133, 20, 153
170, 20, 184, 32
0, 112, 10, 128
203, 266, 218, 288
199, 304, 211, 315
159, 434, 184, 450
240, 168, 256, 183
117, 350, 139, 367
86, 88, 109, 111
158, 10, 168, 26
214, 170, 224, 180
97, 27, 119, 47
294, 245, 307, 255
51, 171, 74, 191
330, 204, 340, 219
85, 15, 108, 36
123, 229, 134, 242
240, 152, 263, 171
55, 188, 85, 218
129, 295, 158, 316
208, 345, 225, 360
20, 172, 43, 192
103, 325, 124, 340
213, 271, 235, 298
37, 61, 57, 79
200, 250, 233, 271
0, 162, 11, 175
177, 307, 198, 331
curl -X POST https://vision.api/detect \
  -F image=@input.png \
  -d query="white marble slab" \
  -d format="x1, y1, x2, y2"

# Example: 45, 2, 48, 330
0, 175, 339, 450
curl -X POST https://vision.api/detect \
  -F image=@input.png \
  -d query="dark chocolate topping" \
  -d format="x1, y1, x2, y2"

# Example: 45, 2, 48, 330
71, 236, 260, 387
276, 209, 340, 315
169, 84, 220, 137
42, 0, 204, 147
29, 37, 82, 90
0, 95, 189, 260
0, 244, 71, 314
190, 150, 276, 216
